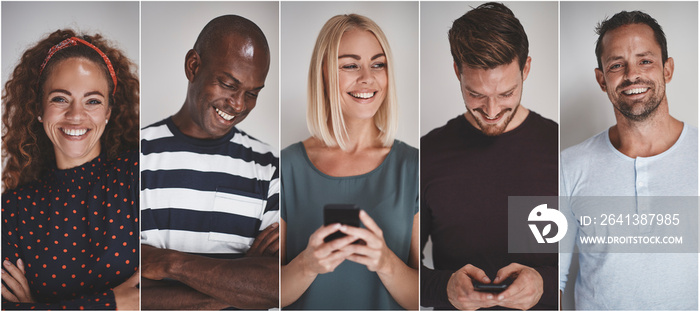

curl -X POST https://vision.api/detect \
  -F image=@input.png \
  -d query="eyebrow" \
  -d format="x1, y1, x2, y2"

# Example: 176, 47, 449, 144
605, 51, 656, 63
49, 89, 71, 96
48, 89, 105, 97
465, 85, 517, 96
338, 53, 386, 61
223, 72, 265, 91
85, 91, 105, 97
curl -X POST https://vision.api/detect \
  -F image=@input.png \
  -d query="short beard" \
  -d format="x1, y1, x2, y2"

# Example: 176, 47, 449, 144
468, 104, 520, 136
612, 79, 663, 122
614, 98, 661, 122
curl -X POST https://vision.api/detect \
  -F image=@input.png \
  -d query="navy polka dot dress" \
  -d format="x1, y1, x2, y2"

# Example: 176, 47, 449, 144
2, 150, 139, 310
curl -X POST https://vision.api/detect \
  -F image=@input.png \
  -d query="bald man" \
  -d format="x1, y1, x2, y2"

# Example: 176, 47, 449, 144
140, 15, 279, 310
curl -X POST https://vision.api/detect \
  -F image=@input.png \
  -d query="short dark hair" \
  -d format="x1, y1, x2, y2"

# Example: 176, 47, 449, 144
448, 2, 529, 71
595, 11, 668, 70
193, 15, 269, 61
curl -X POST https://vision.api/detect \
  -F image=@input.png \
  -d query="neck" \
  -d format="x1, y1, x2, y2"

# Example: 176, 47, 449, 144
337, 118, 383, 152
504, 105, 530, 132
55, 145, 101, 170
609, 102, 683, 158
172, 103, 223, 140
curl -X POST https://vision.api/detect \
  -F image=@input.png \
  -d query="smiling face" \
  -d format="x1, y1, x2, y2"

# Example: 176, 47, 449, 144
41, 57, 111, 169
334, 29, 388, 123
454, 57, 530, 136
595, 23, 674, 122
183, 33, 270, 139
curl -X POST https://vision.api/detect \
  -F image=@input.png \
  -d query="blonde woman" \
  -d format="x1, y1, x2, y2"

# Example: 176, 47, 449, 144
280, 14, 418, 310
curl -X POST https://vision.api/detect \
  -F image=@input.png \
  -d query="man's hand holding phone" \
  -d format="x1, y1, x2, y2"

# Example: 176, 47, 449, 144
447, 264, 499, 310
491, 263, 543, 310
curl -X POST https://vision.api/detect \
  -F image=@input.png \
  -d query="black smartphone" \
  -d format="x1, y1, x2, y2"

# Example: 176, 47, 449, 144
473, 283, 508, 292
323, 204, 360, 243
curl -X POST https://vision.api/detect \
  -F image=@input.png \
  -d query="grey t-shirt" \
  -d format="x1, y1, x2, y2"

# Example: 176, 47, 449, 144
281, 140, 418, 310
560, 124, 698, 310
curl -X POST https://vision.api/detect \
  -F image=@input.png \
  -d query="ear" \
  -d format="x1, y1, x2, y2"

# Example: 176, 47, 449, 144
594, 68, 607, 92
521, 56, 532, 81
184, 49, 201, 82
105, 106, 112, 122
663, 57, 674, 84
453, 62, 462, 82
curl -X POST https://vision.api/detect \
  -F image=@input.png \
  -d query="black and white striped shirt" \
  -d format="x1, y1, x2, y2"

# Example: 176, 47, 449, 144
141, 117, 279, 259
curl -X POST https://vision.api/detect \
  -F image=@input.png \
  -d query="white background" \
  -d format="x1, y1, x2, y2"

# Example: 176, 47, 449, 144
2, 1, 139, 91
280, 1, 419, 149
141, 1, 279, 147
420, 1, 559, 136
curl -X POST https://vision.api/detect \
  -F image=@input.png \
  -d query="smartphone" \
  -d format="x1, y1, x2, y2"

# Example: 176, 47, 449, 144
323, 204, 360, 243
473, 283, 508, 292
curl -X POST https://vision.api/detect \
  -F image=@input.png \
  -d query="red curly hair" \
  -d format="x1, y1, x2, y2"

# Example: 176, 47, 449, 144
2, 29, 139, 191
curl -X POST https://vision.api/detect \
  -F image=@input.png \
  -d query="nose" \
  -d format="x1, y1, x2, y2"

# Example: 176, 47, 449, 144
625, 63, 642, 81
483, 97, 498, 117
358, 66, 374, 84
228, 91, 246, 113
65, 102, 85, 122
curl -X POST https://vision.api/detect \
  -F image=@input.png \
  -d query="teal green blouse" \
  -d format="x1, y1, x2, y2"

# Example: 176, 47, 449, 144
281, 140, 418, 310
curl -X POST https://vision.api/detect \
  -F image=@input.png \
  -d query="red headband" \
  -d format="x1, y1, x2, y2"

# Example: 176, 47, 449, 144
38, 37, 117, 96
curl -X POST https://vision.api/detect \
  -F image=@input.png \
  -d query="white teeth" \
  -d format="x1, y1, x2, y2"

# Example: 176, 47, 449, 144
216, 108, 235, 121
61, 128, 87, 136
624, 88, 648, 95
350, 92, 375, 99
485, 115, 498, 120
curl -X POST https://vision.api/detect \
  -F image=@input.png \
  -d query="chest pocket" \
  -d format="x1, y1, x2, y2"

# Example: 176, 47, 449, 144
208, 186, 266, 252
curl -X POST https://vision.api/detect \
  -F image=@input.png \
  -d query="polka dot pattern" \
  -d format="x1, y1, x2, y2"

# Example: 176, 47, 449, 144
2, 151, 139, 310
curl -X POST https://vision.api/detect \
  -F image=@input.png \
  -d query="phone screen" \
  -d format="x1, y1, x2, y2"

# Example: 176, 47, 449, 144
323, 204, 360, 242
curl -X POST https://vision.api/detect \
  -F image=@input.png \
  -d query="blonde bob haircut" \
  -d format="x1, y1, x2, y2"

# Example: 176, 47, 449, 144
307, 14, 398, 150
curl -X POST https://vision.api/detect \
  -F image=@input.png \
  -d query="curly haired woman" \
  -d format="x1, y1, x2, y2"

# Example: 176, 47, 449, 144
1, 29, 140, 310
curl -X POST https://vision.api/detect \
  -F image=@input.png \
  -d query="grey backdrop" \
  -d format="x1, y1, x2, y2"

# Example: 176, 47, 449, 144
141, 1, 280, 147
420, 1, 559, 137
280, 1, 419, 149
561, 1, 698, 151
2, 1, 139, 93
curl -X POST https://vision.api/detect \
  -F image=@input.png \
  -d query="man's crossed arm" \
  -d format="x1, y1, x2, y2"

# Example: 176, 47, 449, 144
141, 224, 280, 310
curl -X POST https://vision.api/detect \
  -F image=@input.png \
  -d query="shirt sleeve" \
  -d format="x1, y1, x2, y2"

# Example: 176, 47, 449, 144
419, 195, 456, 309
260, 156, 280, 231
533, 264, 558, 307
2, 291, 117, 310
559, 158, 578, 292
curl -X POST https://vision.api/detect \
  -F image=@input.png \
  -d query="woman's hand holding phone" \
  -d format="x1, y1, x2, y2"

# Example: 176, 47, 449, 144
336, 210, 398, 276
298, 223, 359, 276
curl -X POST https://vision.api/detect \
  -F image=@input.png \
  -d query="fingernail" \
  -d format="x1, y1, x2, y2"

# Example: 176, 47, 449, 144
271, 223, 279, 228
339, 225, 347, 231
498, 295, 505, 300
1, 269, 4, 274
494, 276, 500, 282
17, 259, 23, 267
3, 260, 9, 266
482, 277, 489, 283
486, 294, 493, 299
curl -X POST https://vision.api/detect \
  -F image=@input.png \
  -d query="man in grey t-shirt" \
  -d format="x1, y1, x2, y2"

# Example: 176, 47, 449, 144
560, 10, 698, 310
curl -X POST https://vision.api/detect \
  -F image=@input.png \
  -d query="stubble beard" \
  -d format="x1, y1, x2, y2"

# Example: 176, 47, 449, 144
611, 79, 664, 122
468, 104, 520, 136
